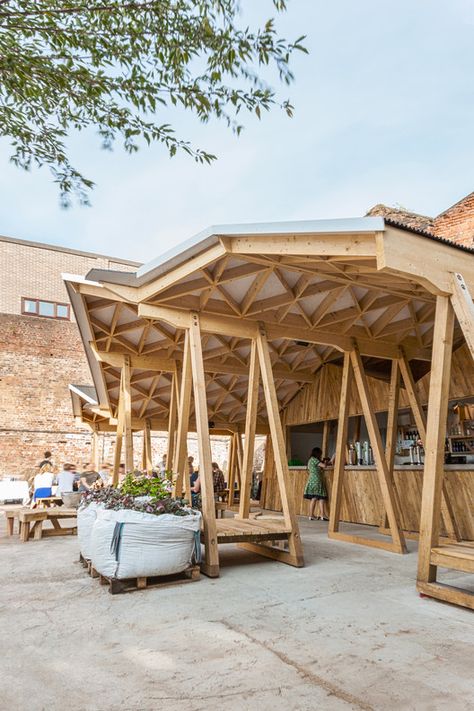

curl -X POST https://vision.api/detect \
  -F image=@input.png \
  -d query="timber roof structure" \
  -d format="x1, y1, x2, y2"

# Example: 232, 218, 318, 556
64, 217, 474, 433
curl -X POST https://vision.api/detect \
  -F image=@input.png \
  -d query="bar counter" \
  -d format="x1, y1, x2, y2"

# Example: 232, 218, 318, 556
278, 465, 474, 540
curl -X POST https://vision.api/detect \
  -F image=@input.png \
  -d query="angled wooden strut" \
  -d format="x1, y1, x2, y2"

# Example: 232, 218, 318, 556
450, 272, 474, 361
142, 419, 152, 475
239, 339, 260, 519
329, 352, 352, 536
166, 370, 179, 471
398, 351, 460, 541
122, 355, 134, 473
173, 331, 192, 501
238, 324, 304, 567
112, 369, 125, 486
188, 313, 220, 578
415, 297, 474, 608
330, 347, 407, 553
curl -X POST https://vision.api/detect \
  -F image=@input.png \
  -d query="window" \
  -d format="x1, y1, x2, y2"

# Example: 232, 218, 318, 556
21, 298, 70, 320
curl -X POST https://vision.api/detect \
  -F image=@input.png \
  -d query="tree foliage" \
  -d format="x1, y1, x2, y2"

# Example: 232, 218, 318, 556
0, 0, 306, 204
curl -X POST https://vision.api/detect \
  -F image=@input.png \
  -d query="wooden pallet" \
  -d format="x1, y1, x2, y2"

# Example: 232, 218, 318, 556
98, 566, 200, 595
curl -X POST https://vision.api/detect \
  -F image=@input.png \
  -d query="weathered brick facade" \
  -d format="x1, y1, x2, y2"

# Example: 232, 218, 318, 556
432, 192, 474, 249
0, 237, 139, 479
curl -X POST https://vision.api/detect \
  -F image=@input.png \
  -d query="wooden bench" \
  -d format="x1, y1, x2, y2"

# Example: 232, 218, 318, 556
18, 508, 77, 542
430, 542, 474, 574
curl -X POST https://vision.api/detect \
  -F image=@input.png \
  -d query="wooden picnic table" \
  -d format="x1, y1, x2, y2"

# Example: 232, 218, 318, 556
5, 507, 77, 542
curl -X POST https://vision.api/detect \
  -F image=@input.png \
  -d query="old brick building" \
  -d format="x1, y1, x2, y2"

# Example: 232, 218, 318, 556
1, 190, 473, 479
0, 236, 139, 478
367, 191, 474, 249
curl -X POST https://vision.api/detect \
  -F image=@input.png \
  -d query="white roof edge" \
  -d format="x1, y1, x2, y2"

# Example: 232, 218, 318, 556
63, 278, 110, 410
68, 384, 98, 406
137, 216, 385, 282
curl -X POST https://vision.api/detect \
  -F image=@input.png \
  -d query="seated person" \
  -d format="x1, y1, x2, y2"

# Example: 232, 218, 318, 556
56, 463, 76, 497
32, 463, 55, 503
212, 462, 226, 501
98, 463, 111, 484
78, 466, 99, 492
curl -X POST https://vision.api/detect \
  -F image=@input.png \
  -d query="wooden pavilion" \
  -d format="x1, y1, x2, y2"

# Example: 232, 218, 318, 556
64, 216, 474, 608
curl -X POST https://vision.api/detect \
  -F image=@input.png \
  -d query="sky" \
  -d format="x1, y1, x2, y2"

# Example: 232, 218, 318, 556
1, 0, 474, 264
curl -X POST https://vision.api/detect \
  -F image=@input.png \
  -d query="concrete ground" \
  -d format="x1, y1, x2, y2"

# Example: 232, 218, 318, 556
0, 512, 473, 711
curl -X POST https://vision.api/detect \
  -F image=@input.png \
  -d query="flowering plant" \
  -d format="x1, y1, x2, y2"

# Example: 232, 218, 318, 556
79, 478, 191, 516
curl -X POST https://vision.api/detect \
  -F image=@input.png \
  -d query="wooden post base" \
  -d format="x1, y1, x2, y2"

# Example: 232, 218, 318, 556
416, 581, 474, 610
200, 561, 220, 578
237, 541, 304, 567
328, 530, 407, 554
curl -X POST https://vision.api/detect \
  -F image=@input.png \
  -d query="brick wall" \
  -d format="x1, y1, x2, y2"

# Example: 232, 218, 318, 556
433, 192, 474, 249
0, 237, 139, 317
0, 313, 239, 479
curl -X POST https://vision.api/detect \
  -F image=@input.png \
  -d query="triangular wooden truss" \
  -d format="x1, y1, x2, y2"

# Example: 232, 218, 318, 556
163, 314, 303, 577
416, 279, 474, 610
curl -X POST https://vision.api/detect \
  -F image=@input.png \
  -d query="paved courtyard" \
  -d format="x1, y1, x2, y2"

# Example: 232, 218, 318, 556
1, 514, 473, 711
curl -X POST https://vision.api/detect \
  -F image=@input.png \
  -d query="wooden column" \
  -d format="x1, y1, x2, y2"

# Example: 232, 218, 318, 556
112, 372, 125, 486
399, 351, 459, 540
226, 434, 236, 504
350, 347, 406, 553
417, 296, 455, 583
235, 431, 244, 490
328, 352, 352, 535
385, 360, 400, 472
173, 332, 192, 498
144, 419, 152, 474
91, 428, 100, 472
380, 359, 400, 529
239, 339, 260, 518
188, 312, 219, 578
321, 420, 329, 459
253, 324, 304, 566
166, 370, 179, 471
123, 355, 134, 473
450, 272, 474, 361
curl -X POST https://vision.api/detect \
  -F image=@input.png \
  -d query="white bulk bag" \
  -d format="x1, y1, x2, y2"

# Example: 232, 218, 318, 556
90, 508, 201, 579
77, 502, 104, 560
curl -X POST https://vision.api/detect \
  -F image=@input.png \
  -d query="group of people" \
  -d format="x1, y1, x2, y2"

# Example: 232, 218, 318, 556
29, 451, 120, 506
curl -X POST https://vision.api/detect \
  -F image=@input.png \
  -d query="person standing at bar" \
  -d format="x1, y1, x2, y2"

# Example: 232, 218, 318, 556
304, 446, 328, 521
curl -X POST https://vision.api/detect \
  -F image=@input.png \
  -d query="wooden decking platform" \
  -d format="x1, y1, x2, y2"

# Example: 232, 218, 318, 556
207, 518, 291, 545
430, 542, 474, 574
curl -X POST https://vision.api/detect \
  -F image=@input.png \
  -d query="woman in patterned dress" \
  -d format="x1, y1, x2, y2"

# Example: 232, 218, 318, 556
304, 447, 328, 521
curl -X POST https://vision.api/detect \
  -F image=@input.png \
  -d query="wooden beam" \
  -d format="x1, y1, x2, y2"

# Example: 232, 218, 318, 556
377, 227, 474, 297
399, 351, 459, 541
239, 340, 260, 518
350, 347, 407, 553
385, 360, 400, 472
173, 331, 192, 498
139, 303, 431, 361
256, 324, 304, 566
450, 272, 474, 362
398, 352, 426, 439
122, 355, 134, 473
417, 296, 455, 583
144, 419, 152, 474
230, 232, 377, 258
91, 428, 100, 472
328, 353, 352, 535
166, 371, 179, 470
112, 372, 125, 486
322, 420, 329, 459
188, 312, 220, 578
93, 343, 315, 383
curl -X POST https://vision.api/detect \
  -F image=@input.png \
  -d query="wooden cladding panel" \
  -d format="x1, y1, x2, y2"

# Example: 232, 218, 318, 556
262, 467, 474, 541
283, 345, 473, 427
